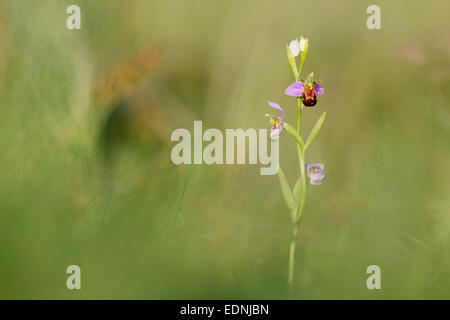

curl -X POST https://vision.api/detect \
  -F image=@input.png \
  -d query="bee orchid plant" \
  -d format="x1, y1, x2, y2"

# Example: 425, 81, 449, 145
267, 37, 327, 285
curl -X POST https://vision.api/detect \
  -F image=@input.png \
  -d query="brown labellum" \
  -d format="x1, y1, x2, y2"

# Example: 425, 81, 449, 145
302, 90, 317, 107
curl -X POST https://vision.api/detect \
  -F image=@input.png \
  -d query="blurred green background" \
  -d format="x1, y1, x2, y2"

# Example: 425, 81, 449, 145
0, 0, 449, 299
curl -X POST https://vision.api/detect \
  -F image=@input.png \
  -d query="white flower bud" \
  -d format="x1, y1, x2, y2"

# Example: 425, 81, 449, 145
288, 39, 300, 57
299, 37, 308, 53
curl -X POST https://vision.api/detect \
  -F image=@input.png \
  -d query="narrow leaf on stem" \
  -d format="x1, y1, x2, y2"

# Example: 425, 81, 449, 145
278, 166, 295, 221
304, 110, 326, 151
293, 176, 302, 205
283, 122, 304, 151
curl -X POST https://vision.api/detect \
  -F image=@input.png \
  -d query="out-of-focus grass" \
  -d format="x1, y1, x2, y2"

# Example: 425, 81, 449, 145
0, 0, 449, 299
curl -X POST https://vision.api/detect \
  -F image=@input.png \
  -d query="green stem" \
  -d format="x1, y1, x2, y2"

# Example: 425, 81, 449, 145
297, 151, 307, 223
296, 97, 303, 180
288, 223, 299, 285
297, 98, 302, 133
296, 99, 305, 216
288, 150, 307, 286
289, 99, 307, 285
288, 51, 308, 286
298, 59, 305, 78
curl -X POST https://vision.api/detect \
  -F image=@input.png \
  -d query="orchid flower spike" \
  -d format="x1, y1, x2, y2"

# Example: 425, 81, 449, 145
285, 78, 324, 107
265, 101, 284, 140
306, 163, 327, 185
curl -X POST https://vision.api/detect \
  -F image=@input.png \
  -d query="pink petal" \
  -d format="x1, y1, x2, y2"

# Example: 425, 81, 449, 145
285, 82, 305, 97
306, 163, 324, 171
314, 83, 324, 96
267, 101, 284, 119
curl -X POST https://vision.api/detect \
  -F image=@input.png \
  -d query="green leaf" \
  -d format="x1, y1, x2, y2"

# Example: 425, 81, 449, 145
304, 111, 326, 151
278, 166, 295, 217
283, 122, 304, 151
292, 176, 303, 205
